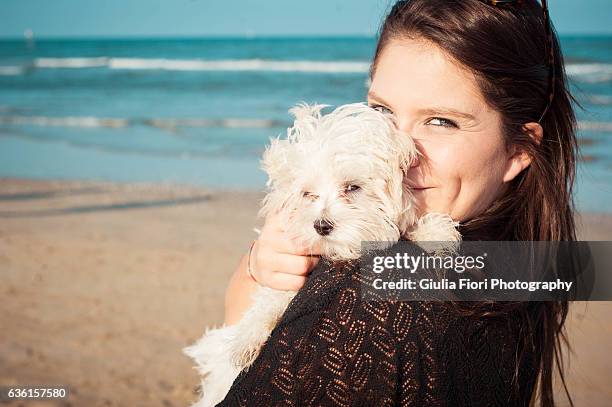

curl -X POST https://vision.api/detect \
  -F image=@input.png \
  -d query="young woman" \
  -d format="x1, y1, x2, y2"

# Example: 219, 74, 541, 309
220, 0, 577, 405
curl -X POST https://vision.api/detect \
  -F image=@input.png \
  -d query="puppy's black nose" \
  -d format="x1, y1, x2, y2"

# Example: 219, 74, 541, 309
314, 219, 334, 236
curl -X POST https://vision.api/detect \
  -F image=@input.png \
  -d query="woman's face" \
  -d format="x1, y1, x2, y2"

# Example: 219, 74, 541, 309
368, 38, 528, 222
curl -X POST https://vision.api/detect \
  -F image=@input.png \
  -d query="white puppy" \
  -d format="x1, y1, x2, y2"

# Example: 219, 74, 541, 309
184, 103, 460, 407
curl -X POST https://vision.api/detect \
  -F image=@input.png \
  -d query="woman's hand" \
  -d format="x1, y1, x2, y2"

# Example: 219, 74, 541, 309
223, 212, 320, 325
249, 213, 320, 291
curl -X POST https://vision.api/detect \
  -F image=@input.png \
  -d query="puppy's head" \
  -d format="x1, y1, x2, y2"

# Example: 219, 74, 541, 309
260, 102, 418, 260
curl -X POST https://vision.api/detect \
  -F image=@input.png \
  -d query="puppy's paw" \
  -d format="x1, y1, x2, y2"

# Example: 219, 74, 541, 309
409, 213, 461, 254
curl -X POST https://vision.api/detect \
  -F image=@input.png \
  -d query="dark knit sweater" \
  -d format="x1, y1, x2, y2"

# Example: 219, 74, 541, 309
217, 257, 538, 406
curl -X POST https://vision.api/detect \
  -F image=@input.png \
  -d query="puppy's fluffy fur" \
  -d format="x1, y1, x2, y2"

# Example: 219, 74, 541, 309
184, 103, 460, 407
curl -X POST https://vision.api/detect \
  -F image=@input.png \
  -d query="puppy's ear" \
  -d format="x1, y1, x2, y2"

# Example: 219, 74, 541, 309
287, 103, 329, 142
395, 129, 418, 173
264, 102, 325, 183
259, 137, 296, 219
388, 130, 420, 236
288, 102, 329, 122
386, 163, 416, 236
261, 136, 293, 188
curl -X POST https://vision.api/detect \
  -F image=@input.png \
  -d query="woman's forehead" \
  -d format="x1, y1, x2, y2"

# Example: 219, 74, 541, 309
370, 39, 486, 114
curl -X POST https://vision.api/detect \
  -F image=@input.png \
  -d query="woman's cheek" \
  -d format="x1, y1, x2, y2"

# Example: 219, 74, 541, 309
436, 179, 463, 217
436, 153, 481, 220
414, 141, 462, 215
414, 182, 460, 217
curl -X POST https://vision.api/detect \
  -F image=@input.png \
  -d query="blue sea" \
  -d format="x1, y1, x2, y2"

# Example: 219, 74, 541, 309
0, 37, 611, 212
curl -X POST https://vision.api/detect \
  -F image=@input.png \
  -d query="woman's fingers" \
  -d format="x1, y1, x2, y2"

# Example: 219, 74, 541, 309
251, 240, 320, 291
250, 212, 323, 291
259, 235, 321, 257
260, 214, 323, 256
265, 272, 309, 292
255, 249, 319, 277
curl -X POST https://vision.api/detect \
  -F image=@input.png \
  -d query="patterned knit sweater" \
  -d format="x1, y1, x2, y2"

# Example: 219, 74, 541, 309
216, 257, 538, 406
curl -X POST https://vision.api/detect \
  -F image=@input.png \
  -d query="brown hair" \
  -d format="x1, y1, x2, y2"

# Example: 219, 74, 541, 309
371, 1, 578, 406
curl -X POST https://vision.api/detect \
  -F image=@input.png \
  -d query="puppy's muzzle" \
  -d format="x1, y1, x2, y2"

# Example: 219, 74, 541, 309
314, 219, 334, 236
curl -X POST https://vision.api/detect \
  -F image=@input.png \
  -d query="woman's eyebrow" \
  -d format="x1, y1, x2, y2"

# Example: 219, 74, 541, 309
417, 107, 476, 121
367, 91, 392, 107
368, 91, 477, 121
368, 91, 476, 120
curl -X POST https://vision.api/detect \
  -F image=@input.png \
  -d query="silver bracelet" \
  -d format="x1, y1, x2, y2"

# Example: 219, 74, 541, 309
246, 240, 258, 283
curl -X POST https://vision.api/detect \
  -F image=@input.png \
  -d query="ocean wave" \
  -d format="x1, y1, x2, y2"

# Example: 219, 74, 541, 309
566, 63, 612, 83
0, 115, 128, 128
0, 58, 610, 80
0, 66, 24, 76
578, 121, 612, 132
0, 115, 284, 129
20, 57, 369, 73
0, 130, 244, 160
585, 94, 612, 106
145, 118, 283, 130
34, 57, 110, 68
2, 115, 611, 133
109, 58, 370, 73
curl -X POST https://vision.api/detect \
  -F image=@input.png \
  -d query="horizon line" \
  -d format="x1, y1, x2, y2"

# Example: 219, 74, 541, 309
1, 32, 612, 41
0, 34, 378, 41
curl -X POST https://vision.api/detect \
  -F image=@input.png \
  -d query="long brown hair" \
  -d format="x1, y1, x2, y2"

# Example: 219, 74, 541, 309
371, 1, 578, 406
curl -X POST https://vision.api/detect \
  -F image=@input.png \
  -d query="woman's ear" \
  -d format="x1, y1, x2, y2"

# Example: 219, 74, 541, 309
502, 122, 543, 183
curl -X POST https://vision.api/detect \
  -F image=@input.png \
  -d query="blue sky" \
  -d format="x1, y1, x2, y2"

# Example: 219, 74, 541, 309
0, 0, 611, 39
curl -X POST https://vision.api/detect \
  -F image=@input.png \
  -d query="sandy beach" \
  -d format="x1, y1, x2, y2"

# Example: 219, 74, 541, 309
0, 177, 611, 407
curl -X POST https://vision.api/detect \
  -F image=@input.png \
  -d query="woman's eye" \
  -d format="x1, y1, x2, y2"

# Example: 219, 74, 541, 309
345, 184, 361, 193
426, 117, 458, 128
369, 104, 393, 115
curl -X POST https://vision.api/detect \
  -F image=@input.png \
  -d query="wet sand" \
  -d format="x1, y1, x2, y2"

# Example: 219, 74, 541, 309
0, 178, 610, 406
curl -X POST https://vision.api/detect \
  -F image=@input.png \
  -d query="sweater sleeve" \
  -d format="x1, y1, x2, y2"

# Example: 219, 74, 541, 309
216, 267, 451, 407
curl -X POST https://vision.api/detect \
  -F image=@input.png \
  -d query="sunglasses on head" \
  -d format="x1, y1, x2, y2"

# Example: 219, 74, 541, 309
479, 0, 555, 123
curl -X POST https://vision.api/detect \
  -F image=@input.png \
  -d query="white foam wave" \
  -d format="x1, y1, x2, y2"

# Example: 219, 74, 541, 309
0, 66, 24, 76
34, 57, 110, 68
578, 121, 612, 132
0, 115, 281, 129
586, 94, 612, 106
566, 63, 612, 83
109, 58, 370, 73
146, 118, 279, 130
3, 115, 607, 133
24, 57, 369, 73
0, 115, 128, 128
1, 58, 607, 80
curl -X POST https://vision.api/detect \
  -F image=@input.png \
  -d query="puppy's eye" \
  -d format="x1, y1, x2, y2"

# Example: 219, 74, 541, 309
345, 184, 361, 193
303, 191, 319, 199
